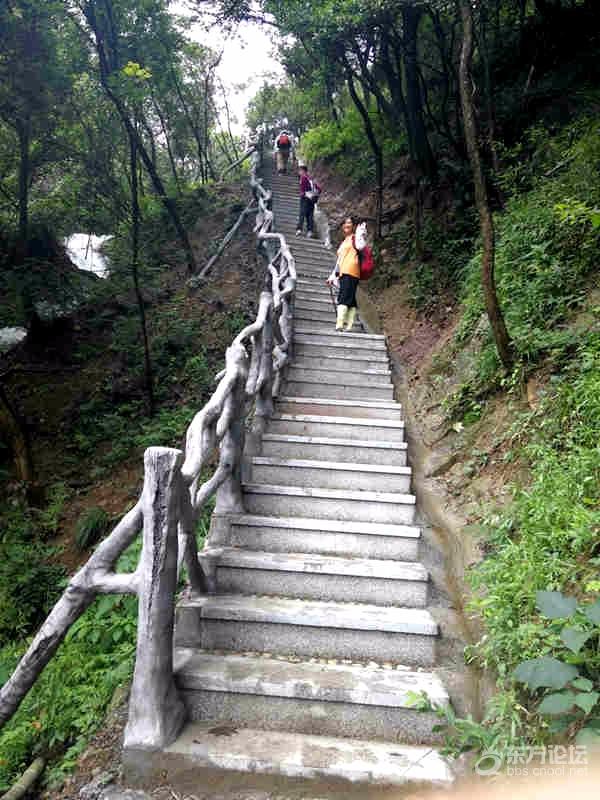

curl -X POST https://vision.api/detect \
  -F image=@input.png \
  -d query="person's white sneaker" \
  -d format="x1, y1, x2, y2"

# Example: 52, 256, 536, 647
306, 231, 313, 238
295, 229, 301, 236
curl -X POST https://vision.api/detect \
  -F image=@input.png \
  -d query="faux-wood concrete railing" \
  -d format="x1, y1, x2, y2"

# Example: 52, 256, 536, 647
0, 148, 296, 751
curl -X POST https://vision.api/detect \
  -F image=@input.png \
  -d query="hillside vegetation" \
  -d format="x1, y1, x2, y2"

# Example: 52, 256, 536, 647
1, 0, 600, 791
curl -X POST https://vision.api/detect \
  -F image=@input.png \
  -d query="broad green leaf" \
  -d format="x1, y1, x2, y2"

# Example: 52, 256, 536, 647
548, 717, 571, 734
536, 590, 577, 619
575, 692, 599, 715
561, 626, 591, 654
575, 727, 600, 746
573, 677, 594, 692
514, 656, 579, 690
538, 691, 576, 715
583, 599, 600, 625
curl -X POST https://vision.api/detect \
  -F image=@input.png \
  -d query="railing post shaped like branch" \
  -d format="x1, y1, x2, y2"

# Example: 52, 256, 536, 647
255, 299, 275, 421
124, 447, 186, 751
214, 344, 249, 516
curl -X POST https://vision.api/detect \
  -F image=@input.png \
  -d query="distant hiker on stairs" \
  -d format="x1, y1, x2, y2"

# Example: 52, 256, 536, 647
327, 217, 367, 331
275, 130, 292, 173
296, 164, 320, 238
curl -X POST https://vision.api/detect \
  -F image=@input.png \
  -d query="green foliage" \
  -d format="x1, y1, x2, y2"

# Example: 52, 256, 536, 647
406, 213, 478, 309
0, 501, 65, 647
300, 105, 407, 183
460, 122, 600, 366
0, 594, 137, 793
458, 332, 600, 758
75, 507, 111, 551
435, 689, 532, 761
38, 483, 69, 537
134, 405, 197, 450
513, 591, 600, 746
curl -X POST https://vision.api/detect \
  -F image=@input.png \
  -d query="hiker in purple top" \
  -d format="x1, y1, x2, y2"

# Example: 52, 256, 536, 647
296, 164, 320, 238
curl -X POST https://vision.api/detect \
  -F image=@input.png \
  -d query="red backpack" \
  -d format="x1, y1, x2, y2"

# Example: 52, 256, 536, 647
278, 133, 290, 148
353, 237, 375, 280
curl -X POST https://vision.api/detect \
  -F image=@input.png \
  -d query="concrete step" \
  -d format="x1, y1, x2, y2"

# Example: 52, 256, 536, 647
294, 265, 333, 277
296, 298, 339, 311
243, 483, 416, 525
284, 379, 392, 402
288, 241, 333, 253
292, 359, 390, 376
295, 288, 332, 300
296, 278, 330, 298
226, 514, 420, 561
288, 365, 391, 385
274, 397, 402, 420
295, 313, 361, 330
290, 260, 331, 271
289, 243, 336, 255
293, 256, 335, 268
131, 722, 454, 793
209, 547, 426, 607
293, 345, 389, 367
295, 331, 386, 350
269, 412, 404, 441
176, 594, 436, 665
294, 307, 342, 322
292, 251, 334, 261
261, 433, 407, 467
250, 456, 411, 493
295, 270, 331, 282
294, 262, 332, 272
292, 325, 367, 340
174, 651, 447, 742
295, 300, 338, 313
294, 313, 361, 331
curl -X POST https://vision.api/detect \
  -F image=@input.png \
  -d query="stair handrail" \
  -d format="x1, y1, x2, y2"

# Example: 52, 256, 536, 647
0, 143, 295, 753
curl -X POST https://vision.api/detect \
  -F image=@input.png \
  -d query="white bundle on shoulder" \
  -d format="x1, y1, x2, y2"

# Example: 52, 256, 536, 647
354, 221, 367, 250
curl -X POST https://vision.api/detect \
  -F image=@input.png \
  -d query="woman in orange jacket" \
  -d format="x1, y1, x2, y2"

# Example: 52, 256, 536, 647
327, 217, 367, 331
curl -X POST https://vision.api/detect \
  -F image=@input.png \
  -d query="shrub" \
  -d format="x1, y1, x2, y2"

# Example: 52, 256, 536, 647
75, 507, 111, 550
0, 502, 65, 647
0, 594, 137, 793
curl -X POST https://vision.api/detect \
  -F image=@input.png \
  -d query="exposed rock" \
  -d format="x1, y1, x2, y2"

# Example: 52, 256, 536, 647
0, 326, 27, 354
78, 775, 151, 800
100, 789, 151, 800
78, 773, 115, 800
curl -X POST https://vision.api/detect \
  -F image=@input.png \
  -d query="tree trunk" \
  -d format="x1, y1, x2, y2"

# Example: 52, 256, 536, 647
380, 29, 408, 131
203, 74, 217, 182
429, 9, 466, 161
112, 85, 196, 273
459, 0, 513, 370
218, 78, 240, 161
130, 131, 155, 416
152, 96, 181, 194
402, 6, 437, 180
84, 3, 197, 273
171, 67, 207, 184
16, 118, 30, 243
479, 4, 500, 173
324, 69, 340, 125
0, 383, 34, 483
343, 58, 383, 240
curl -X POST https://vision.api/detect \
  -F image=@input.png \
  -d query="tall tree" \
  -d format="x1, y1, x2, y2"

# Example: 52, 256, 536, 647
0, 0, 73, 242
458, 0, 513, 370
79, 0, 198, 273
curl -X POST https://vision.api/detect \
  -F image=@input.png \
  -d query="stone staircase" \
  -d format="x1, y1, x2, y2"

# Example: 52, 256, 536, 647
155, 167, 454, 795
